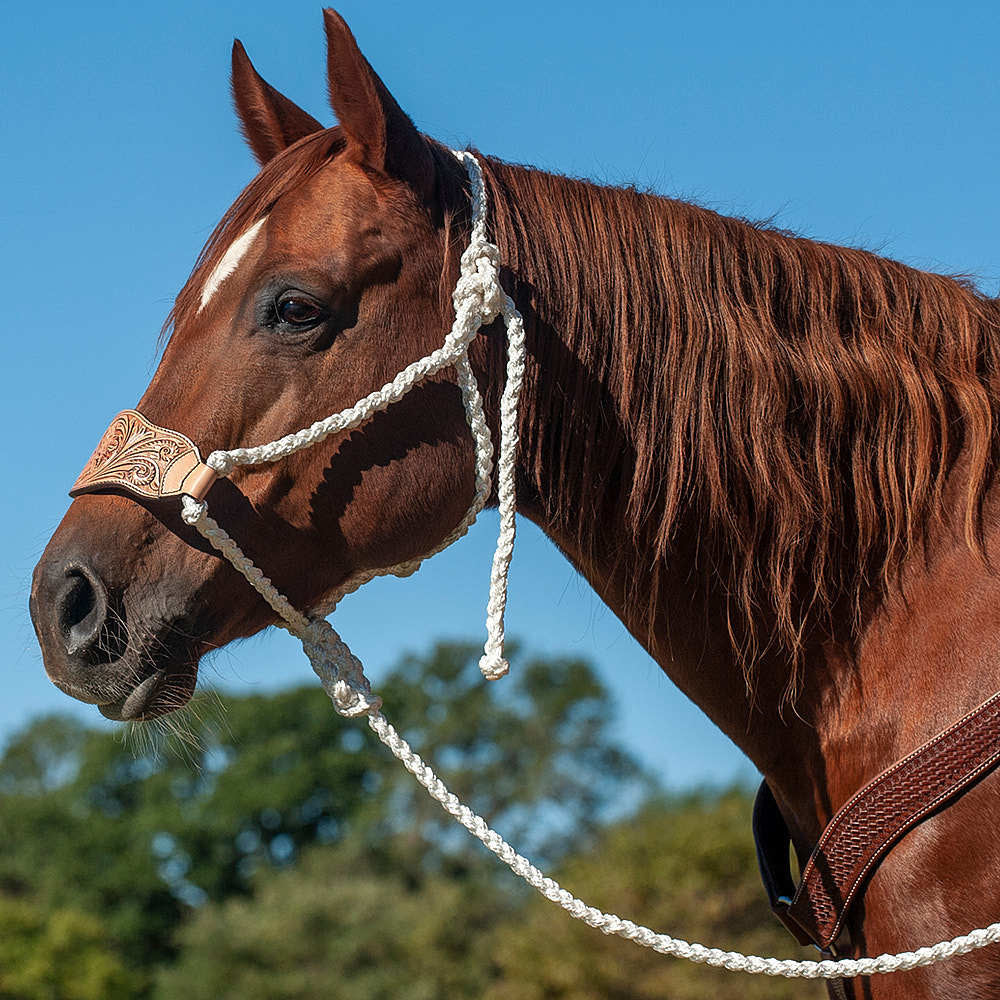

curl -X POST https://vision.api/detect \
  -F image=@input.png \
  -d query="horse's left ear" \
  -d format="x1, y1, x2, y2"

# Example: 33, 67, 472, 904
323, 8, 435, 201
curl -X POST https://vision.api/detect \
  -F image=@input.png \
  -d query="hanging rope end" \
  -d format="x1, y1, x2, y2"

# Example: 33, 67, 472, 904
479, 653, 510, 681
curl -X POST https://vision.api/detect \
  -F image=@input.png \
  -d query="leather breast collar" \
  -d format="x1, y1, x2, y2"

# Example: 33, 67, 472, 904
754, 688, 1000, 951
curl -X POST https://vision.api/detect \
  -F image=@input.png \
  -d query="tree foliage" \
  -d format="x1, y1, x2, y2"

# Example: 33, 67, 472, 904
153, 838, 510, 1000
0, 643, 644, 994
485, 791, 824, 1000
154, 791, 823, 999
0, 642, 815, 999
0, 897, 131, 1000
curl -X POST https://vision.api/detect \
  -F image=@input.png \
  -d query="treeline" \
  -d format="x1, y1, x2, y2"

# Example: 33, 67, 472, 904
0, 643, 820, 998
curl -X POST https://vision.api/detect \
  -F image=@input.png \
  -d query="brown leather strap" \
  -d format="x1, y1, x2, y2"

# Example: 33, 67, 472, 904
754, 689, 1000, 950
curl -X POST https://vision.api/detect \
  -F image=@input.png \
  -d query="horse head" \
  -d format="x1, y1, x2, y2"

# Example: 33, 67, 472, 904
30, 11, 481, 721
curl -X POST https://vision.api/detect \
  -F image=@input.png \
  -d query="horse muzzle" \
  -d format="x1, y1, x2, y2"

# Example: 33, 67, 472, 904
30, 498, 204, 720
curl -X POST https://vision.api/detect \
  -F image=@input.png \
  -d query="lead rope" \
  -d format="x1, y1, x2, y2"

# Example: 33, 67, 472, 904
178, 151, 1000, 979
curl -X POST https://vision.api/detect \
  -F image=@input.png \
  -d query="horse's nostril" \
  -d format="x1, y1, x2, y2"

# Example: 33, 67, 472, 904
57, 565, 108, 657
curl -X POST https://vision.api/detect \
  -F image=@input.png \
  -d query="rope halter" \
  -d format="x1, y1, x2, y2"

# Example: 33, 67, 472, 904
71, 150, 526, 711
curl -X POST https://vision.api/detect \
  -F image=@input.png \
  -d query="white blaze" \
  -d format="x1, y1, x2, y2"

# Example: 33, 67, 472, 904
198, 217, 267, 312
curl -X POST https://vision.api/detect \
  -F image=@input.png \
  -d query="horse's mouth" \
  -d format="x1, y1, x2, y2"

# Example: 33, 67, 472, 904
97, 663, 198, 722
98, 670, 167, 721
38, 622, 203, 722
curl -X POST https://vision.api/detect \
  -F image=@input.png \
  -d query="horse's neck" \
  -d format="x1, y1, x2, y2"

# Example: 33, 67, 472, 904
481, 157, 1000, 844
478, 161, 806, 785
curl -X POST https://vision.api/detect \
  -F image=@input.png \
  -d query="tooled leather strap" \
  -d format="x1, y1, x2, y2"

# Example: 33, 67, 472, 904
69, 409, 217, 502
754, 689, 1000, 950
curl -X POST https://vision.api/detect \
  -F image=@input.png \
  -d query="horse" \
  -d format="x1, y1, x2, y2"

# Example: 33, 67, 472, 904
28, 9, 1000, 998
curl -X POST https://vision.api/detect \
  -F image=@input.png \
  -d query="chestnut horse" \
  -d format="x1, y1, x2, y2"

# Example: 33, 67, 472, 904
29, 9, 1000, 998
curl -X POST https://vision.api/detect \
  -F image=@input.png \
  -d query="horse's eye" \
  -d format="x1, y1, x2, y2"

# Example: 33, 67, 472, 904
275, 292, 323, 327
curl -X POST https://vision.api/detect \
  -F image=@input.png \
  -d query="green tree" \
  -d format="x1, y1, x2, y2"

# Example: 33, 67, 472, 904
0, 642, 644, 994
152, 791, 823, 1000
153, 837, 511, 1000
0, 717, 183, 980
374, 643, 646, 865
0, 896, 131, 1000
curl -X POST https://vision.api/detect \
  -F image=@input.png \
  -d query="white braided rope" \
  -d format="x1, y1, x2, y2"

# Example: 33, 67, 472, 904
200, 150, 512, 678
479, 294, 525, 680
179, 495, 379, 717
366, 709, 1000, 979
173, 150, 1000, 978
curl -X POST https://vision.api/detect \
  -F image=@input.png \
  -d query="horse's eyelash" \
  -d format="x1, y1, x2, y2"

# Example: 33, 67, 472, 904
256, 295, 282, 330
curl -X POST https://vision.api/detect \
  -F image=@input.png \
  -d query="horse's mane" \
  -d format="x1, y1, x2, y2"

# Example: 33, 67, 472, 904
481, 157, 1000, 688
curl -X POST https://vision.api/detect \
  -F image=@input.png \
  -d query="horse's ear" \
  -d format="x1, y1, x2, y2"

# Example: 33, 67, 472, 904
231, 39, 324, 166
322, 9, 435, 201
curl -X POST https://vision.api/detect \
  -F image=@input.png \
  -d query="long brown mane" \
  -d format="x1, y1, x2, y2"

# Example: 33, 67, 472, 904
481, 156, 1000, 684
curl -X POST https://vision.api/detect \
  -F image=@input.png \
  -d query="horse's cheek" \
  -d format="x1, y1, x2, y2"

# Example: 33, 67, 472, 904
337, 435, 474, 570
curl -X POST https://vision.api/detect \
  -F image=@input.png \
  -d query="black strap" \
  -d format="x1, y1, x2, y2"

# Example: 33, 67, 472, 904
753, 781, 853, 1000
752, 781, 815, 946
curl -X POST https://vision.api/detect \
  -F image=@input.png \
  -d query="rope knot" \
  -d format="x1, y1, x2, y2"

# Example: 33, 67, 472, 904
206, 451, 235, 477
456, 238, 503, 323
299, 618, 381, 718
392, 561, 421, 579
180, 496, 207, 526
479, 653, 510, 681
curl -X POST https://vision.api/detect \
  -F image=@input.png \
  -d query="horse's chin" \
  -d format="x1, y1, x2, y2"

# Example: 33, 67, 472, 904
44, 650, 201, 723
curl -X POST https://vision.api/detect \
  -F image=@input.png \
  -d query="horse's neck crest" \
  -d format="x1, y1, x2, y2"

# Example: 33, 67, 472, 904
70, 409, 217, 502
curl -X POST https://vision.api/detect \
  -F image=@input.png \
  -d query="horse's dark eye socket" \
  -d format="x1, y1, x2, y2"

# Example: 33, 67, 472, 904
276, 293, 322, 327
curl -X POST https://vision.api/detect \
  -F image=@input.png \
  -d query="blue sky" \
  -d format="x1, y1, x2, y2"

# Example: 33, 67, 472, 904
2, 1, 999, 789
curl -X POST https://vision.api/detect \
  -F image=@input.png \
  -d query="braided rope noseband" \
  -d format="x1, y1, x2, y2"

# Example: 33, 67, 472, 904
69, 150, 1000, 980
